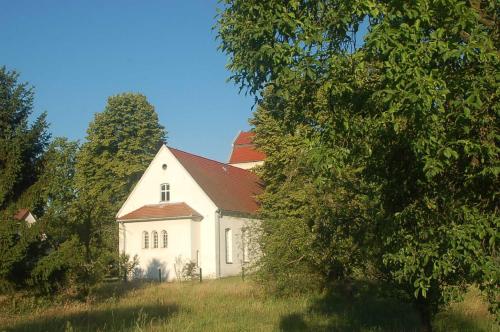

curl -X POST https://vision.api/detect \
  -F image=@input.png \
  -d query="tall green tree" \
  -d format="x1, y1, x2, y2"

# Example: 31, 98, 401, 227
74, 93, 166, 273
27, 138, 82, 294
75, 93, 166, 211
0, 67, 52, 292
35, 138, 79, 242
218, 0, 499, 329
0, 66, 50, 212
251, 83, 374, 294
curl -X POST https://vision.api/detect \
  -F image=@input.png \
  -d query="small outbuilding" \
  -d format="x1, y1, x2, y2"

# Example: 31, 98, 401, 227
14, 208, 37, 225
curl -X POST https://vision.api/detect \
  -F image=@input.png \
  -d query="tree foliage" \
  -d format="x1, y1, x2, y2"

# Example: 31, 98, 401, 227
0, 72, 166, 297
0, 66, 50, 211
75, 93, 166, 211
218, 0, 499, 328
0, 67, 52, 292
73, 93, 166, 282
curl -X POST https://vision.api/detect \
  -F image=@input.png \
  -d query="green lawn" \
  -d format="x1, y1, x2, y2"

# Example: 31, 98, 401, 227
0, 278, 497, 331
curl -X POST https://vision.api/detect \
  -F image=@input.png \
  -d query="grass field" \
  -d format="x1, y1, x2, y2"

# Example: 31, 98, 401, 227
0, 277, 497, 332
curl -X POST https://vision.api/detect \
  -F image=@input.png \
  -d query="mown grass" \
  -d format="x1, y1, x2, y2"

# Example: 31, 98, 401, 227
0, 277, 497, 331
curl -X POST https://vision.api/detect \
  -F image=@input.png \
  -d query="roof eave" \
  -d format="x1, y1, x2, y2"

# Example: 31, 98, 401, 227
229, 159, 264, 164
219, 209, 259, 219
117, 215, 203, 223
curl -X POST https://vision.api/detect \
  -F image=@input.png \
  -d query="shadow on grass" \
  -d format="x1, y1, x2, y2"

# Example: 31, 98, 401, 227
6, 303, 179, 332
280, 280, 421, 332
91, 280, 149, 302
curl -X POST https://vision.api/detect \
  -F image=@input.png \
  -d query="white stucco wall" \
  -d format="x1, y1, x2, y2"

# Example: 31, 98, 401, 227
117, 146, 219, 279
229, 161, 263, 170
218, 214, 259, 277
120, 218, 199, 281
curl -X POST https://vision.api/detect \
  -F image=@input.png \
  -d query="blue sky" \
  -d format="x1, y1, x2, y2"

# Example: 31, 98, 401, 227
1, 1, 254, 161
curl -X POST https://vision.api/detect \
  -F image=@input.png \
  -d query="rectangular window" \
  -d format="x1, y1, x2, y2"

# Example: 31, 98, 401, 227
162, 230, 168, 248
225, 228, 233, 264
143, 231, 149, 249
242, 229, 250, 263
153, 231, 158, 248
160, 183, 170, 202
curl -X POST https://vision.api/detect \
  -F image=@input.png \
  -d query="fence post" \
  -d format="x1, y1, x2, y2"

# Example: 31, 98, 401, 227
199, 267, 202, 283
158, 268, 161, 282
242, 266, 245, 281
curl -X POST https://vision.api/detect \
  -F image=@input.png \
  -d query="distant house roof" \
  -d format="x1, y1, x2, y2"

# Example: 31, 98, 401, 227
13, 208, 37, 224
228, 131, 266, 164
118, 202, 202, 221
14, 208, 30, 221
169, 147, 263, 215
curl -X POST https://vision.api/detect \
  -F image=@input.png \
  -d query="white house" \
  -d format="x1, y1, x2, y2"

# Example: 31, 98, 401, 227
116, 138, 264, 281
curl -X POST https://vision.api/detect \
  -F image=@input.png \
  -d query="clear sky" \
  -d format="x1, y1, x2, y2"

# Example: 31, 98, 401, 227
1, 0, 254, 162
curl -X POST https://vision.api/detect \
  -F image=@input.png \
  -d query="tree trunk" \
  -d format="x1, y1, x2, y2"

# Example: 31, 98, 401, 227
416, 296, 433, 332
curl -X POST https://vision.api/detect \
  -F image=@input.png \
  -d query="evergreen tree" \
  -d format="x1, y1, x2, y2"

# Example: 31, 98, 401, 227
0, 67, 50, 291
27, 138, 81, 294
0, 66, 50, 212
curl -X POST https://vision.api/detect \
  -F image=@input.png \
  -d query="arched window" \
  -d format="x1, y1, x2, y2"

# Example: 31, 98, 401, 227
142, 231, 149, 249
160, 183, 170, 202
225, 228, 233, 263
152, 231, 158, 248
162, 230, 168, 248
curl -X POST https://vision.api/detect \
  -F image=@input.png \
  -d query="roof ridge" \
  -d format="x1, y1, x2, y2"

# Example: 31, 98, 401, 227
167, 146, 256, 175
233, 143, 256, 147
144, 202, 187, 207
118, 202, 202, 221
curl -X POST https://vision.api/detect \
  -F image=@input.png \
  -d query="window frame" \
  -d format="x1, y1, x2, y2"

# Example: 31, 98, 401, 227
160, 183, 170, 202
161, 230, 168, 248
225, 228, 233, 264
152, 231, 158, 248
142, 231, 149, 249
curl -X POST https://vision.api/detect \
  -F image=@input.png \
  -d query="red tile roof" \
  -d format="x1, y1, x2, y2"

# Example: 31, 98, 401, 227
14, 209, 30, 221
229, 146, 266, 164
169, 147, 263, 215
118, 202, 201, 221
229, 131, 266, 164
234, 131, 255, 145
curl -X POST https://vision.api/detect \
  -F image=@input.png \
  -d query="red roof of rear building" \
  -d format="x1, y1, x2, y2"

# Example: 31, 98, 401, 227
233, 131, 255, 145
169, 147, 263, 215
14, 209, 30, 220
228, 131, 266, 164
118, 202, 202, 221
229, 146, 266, 164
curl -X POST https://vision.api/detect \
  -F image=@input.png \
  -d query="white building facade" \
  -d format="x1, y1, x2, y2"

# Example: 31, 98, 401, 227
116, 144, 263, 281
